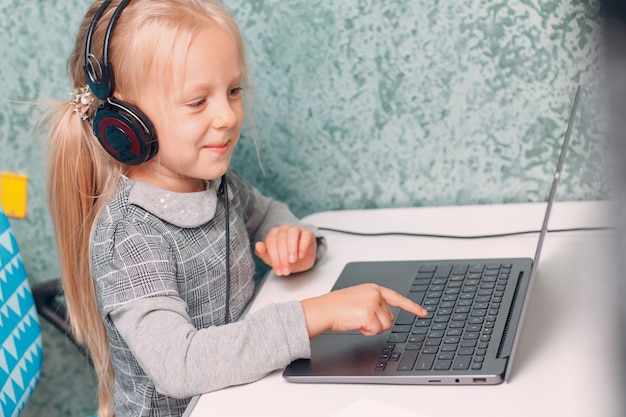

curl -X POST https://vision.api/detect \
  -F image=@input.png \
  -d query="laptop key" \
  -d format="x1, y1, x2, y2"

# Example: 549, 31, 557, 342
458, 348, 475, 356
415, 353, 436, 370
414, 319, 431, 327
452, 264, 469, 274
453, 356, 471, 370
391, 325, 411, 333
395, 310, 417, 326
397, 350, 419, 371
388, 333, 408, 343
409, 334, 425, 343
425, 337, 442, 346
434, 265, 452, 278
408, 292, 426, 305
461, 340, 477, 348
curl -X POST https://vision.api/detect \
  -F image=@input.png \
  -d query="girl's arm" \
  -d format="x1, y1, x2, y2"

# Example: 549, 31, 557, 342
110, 296, 311, 398
110, 284, 427, 398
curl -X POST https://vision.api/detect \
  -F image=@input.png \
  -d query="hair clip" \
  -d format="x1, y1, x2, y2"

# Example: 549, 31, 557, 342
68, 86, 95, 121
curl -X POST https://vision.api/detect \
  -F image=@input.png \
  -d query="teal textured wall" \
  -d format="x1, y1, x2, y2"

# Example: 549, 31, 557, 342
0, 0, 606, 285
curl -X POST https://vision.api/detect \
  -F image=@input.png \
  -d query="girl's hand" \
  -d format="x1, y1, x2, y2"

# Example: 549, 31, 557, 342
254, 225, 317, 276
300, 283, 428, 338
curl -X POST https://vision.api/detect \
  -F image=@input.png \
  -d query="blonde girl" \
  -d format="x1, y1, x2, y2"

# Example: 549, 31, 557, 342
44, 0, 426, 416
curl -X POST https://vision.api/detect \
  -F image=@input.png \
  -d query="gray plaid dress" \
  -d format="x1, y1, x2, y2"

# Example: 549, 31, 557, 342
91, 170, 312, 416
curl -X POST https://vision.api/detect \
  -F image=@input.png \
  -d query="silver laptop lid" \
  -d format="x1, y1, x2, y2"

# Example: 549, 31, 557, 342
504, 84, 581, 381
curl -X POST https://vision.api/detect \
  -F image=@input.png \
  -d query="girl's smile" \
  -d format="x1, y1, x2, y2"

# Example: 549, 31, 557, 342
202, 140, 231, 154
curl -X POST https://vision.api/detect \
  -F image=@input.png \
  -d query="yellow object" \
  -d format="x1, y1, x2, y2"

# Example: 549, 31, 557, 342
1, 172, 28, 219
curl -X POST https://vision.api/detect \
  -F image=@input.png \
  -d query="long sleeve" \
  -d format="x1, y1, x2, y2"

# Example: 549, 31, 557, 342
110, 296, 311, 398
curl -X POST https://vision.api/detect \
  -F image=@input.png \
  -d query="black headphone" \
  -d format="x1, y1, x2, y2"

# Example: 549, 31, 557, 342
84, 0, 158, 165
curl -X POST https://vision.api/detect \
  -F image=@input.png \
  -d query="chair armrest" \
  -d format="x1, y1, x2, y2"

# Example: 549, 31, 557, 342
31, 279, 90, 359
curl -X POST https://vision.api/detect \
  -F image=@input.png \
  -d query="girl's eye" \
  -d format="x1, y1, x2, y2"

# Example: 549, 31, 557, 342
187, 98, 206, 108
228, 87, 243, 98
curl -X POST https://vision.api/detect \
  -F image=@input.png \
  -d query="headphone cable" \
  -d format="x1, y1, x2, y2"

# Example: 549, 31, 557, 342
219, 174, 231, 324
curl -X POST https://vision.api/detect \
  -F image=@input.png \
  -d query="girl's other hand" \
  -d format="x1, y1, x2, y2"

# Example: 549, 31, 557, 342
300, 284, 428, 338
254, 225, 317, 276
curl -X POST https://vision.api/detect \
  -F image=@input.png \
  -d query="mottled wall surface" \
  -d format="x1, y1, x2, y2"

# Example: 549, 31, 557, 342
0, 0, 83, 284
228, 0, 605, 212
0, 0, 606, 284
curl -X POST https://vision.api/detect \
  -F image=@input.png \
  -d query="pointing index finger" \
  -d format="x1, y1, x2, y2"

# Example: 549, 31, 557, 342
379, 286, 428, 317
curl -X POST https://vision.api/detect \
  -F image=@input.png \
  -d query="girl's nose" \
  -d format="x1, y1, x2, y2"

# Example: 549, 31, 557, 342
211, 98, 238, 130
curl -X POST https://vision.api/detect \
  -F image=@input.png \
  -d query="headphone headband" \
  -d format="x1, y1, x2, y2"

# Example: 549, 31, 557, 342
83, 0, 132, 100
82, 0, 159, 165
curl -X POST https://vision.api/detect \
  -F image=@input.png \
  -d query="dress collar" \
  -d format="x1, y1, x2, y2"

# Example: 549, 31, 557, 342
126, 177, 221, 228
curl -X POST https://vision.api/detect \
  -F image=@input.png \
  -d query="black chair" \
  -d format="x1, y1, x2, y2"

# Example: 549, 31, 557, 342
31, 279, 90, 359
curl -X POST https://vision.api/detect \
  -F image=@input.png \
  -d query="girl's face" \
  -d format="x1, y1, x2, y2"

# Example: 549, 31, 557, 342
127, 26, 245, 192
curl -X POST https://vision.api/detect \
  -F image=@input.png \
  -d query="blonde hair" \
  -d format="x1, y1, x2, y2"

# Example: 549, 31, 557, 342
44, 1, 249, 415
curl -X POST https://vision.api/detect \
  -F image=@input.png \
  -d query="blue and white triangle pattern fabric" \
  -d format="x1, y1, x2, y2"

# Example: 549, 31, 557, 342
0, 210, 43, 417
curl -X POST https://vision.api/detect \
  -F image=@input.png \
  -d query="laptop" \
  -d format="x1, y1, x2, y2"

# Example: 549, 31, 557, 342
283, 85, 581, 385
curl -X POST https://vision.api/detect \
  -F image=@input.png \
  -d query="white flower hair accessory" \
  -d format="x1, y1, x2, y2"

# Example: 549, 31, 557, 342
68, 85, 95, 121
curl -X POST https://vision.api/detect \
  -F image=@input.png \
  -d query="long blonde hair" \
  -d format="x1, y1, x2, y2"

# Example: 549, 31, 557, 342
44, 1, 248, 415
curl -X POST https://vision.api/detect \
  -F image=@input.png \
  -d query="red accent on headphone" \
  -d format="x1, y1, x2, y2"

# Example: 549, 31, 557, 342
97, 116, 142, 157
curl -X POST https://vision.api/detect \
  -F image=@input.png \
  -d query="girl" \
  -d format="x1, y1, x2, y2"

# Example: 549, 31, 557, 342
44, 0, 427, 416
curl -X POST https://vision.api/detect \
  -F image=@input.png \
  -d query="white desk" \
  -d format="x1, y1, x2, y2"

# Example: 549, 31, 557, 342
186, 201, 621, 417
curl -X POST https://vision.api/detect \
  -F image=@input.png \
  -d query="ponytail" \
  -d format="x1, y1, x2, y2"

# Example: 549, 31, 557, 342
44, 99, 121, 417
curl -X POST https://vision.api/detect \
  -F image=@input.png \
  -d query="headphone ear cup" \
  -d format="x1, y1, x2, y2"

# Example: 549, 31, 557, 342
91, 98, 158, 165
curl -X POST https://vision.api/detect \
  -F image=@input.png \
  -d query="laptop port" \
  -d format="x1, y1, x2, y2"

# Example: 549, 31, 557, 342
472, 378, 487, 384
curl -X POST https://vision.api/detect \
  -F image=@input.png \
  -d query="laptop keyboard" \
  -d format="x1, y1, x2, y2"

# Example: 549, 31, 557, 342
375, 263, 512, 373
